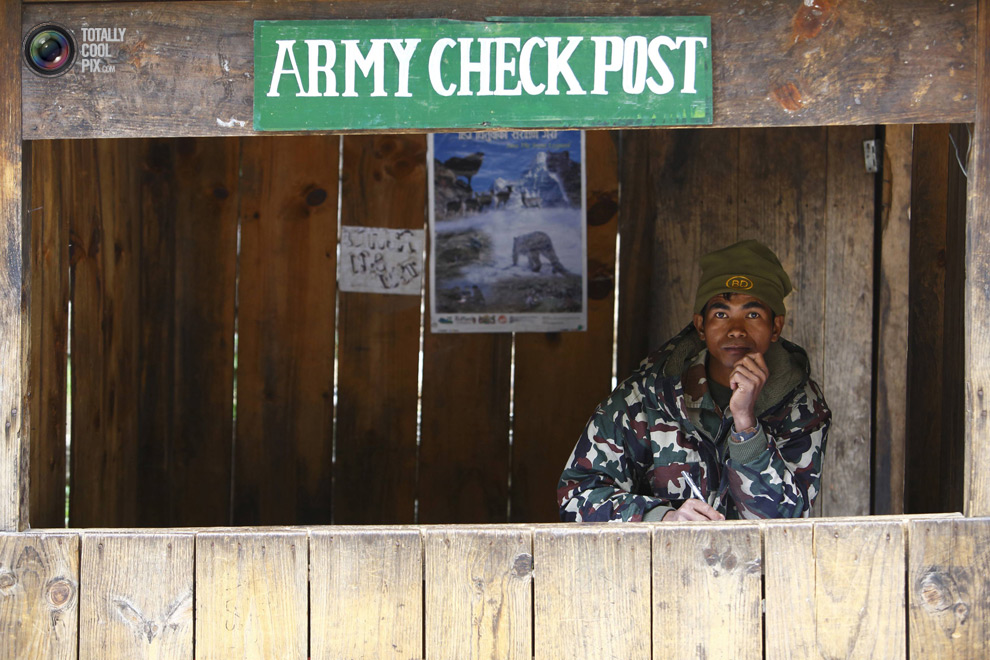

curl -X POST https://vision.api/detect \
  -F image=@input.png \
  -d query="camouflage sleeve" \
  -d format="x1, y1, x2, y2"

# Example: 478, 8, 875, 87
724, 380, 831, 519
557, 392, 669, 522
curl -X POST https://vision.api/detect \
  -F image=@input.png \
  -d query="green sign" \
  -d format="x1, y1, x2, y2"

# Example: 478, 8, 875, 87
254, 17, 712, 131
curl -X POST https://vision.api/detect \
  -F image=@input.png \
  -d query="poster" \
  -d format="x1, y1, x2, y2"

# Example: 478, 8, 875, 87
428, 130, 587, 333
338, 226, 424, 295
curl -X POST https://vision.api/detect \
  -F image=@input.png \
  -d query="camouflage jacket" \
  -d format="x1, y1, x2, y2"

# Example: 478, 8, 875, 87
558, 324, 830, 521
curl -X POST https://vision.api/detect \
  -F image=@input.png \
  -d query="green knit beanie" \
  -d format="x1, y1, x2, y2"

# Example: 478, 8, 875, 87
694, 240, 792, 316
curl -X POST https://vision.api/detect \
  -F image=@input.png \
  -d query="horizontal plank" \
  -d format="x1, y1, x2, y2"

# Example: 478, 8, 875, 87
909, 517, 990, 659
533, 526, 651, 659
311, 528, 423, 659
653, 524, 762, 660
0, 533, 79, 660
21, 0, 975, 139
195, 531, 308, 659
79, 532, 194, 659
425, 527, 532, 659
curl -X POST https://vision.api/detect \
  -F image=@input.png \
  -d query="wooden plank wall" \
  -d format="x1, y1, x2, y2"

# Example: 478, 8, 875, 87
632, 126, 876, 517
1, 516, 987, 659
26, 125, 955, 526
19, 0, 977, 139
27, 132, 618, 527
0, 0, 24, 531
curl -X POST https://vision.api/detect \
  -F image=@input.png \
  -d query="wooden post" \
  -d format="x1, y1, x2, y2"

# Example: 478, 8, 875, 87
966, 0, 990, 516
0, 0, 24, 531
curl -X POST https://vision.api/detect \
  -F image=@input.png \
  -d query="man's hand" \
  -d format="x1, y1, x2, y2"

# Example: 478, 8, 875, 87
728, 352, 769, 431
662, 499, 725, 522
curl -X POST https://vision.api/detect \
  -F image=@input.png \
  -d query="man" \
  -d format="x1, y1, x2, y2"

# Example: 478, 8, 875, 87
558, 239, 830, 522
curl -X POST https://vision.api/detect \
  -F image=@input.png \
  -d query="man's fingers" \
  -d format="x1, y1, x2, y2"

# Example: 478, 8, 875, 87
677, 499, 725, 521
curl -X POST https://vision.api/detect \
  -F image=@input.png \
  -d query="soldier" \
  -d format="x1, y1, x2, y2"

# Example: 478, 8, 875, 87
558, 240, 830, 522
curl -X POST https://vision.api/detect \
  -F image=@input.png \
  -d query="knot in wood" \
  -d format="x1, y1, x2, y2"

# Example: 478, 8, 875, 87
306, 188, 328, 207
47, 578, 73, 607
512, 553, 533, 578
0, 571, 15, 590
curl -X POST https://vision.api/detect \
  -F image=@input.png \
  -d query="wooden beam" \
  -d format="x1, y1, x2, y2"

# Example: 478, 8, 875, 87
20, 0, 976, 139
875, 124, 912, 515
966, 0, 990, 516
1, 0, 24, 531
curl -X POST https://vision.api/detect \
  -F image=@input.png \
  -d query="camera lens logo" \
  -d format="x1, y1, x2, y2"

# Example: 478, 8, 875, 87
24, 25, 76, 77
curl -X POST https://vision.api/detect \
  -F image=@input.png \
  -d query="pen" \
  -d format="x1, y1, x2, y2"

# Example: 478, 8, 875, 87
680, 470, 706, 501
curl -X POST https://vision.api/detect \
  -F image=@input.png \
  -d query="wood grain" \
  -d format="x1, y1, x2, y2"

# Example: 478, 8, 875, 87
822, 126, 876, 518
814, 520, 907, 659
737, 127, 828, 383
134, 138, 239, 527
533, 526, 650, 659
965, 0, 990, 516
79, 532, 194, 659
418, 331, 512, 523
311, 527, 422, 659
195, 530, 308, 659
0, 0, 23, 531
909, 517, 990, 658
234, 135, 339, 525
763, 521, 816, 660
652, 523, 762, 660
650, 127, 740, 346
20, 0, 976, 139
874, 124, 912, 515
907, 124, 951, 514
69, 139, 142, 528
615, 129, 655, 378
942, 123, 967, 513
334, 135, 425, 525
27, 140, 70, 529
425, 527, 531, 659
0, 533, 79, 659
511, 130, 618, 523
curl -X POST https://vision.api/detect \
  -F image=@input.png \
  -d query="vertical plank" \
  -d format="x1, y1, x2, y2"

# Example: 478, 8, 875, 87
909, 517, 990, 658
0, 0, 24, 530
136, 137, 239, 527
875, 124, 912, 515
764, 521, 816, 660
0, 533, 79, 659
133, 139, 178, 528
419, 333, 511, 523
815, 520, 906, 659
966, 0, 990, 518
70, 139, 142, 528
650, 128, 740, 346
334, 135, 425, 524
195, 531, 308, 659
235, 135, 339, 525
942, 124, 968, 513
79, 532, 193, 659
512, 130, 618, 523
425, 527, 531, 660
311, 528, 422, 659
822, 126, 876, 518
652, 524, 762, 660
169, 137, 239, 525
615, 129, 654, 379
28, 140, 70, 528
907, 124, 951, 514
534, 526, 650, 659
737, 127, 828, 384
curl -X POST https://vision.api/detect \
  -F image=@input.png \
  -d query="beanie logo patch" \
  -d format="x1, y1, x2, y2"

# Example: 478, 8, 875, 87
725, 276, 754, 290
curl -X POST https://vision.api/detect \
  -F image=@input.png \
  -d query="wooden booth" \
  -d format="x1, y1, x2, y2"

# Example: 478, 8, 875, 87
1, 0, 989, 657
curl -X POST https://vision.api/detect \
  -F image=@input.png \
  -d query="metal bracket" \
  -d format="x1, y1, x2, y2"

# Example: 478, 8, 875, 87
863, 139, 879, 173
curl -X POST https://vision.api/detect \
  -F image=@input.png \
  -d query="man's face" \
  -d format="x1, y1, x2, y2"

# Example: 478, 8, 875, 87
692, 293, 785, 385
